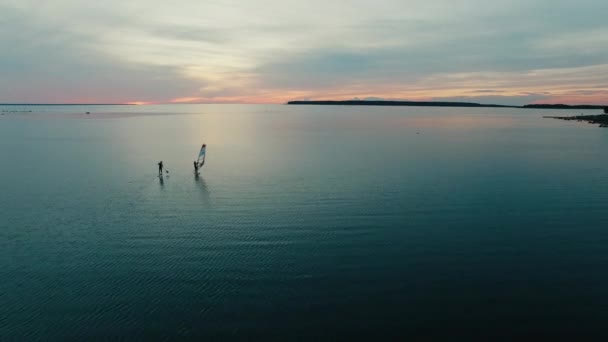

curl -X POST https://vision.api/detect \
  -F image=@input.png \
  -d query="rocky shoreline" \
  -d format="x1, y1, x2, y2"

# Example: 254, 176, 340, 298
544, 114, 608, 127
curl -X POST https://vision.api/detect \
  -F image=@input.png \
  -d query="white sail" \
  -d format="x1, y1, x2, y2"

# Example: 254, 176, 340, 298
196, 144, 206, 169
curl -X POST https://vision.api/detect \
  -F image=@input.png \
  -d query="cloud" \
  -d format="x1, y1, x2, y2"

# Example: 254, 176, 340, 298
0, 4, 203, 103
1, 0, 608, 104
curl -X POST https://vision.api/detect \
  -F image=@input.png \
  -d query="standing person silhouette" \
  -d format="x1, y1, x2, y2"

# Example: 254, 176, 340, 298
158, 161, 163, 176
193, 161, 198, 173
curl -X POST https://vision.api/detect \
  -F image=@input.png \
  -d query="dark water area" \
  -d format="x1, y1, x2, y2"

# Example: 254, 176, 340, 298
2, 104, 608, 339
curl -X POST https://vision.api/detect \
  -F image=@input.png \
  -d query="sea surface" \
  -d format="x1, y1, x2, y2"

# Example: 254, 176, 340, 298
2, 104, 608, 340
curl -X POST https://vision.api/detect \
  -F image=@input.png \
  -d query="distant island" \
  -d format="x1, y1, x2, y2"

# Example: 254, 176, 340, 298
522, 104, 607, 110
287, 100, 516, 108
287, 100, 606, 110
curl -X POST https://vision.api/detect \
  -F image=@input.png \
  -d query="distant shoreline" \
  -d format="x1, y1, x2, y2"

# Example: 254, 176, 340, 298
287, 100, 607, 110
1, 102, 605, 110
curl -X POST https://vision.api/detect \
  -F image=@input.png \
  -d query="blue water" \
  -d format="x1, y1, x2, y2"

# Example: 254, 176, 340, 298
2, 104, 608, 339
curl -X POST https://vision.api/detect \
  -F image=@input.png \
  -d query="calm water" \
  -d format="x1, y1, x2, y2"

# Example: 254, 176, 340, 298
2, 104, 608, 340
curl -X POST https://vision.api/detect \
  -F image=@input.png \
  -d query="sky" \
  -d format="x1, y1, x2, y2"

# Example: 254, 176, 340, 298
1, 0, 607, 105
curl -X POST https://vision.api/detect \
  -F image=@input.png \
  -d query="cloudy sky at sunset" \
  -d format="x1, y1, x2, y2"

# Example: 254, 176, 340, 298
1, 0, 607, 105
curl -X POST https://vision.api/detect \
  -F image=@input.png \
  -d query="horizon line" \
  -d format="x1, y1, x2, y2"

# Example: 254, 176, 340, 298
2, 101, 607, 107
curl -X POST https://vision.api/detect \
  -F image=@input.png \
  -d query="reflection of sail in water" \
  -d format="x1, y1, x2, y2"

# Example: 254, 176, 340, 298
194, 176, 211, 205
196, 144, 207, 171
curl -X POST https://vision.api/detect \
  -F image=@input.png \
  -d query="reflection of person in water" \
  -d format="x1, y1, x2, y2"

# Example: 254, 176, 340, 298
193, 161, 198, 173
158, 161, 163, 176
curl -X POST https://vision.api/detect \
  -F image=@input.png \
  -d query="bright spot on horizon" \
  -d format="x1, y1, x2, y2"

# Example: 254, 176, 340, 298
170, 97, 204, 103
126, 101, 153, 105
1, 0, 607, 105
